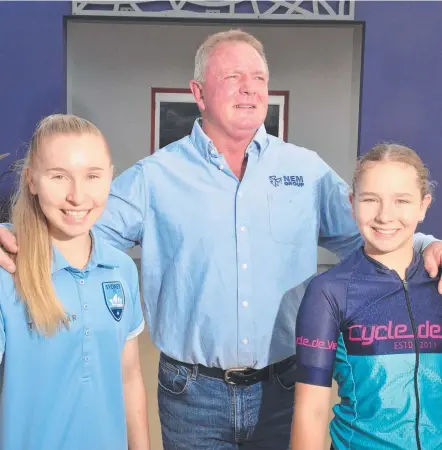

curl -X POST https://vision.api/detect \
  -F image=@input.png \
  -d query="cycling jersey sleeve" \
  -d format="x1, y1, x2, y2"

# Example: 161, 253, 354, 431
295, 276, 341, 387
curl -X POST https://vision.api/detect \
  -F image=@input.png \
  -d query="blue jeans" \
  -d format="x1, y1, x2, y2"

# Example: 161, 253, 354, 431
157, 354, 296, 449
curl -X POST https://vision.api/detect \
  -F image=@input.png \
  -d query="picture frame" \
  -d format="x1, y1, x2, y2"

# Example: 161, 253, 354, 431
150, 87, 289, 153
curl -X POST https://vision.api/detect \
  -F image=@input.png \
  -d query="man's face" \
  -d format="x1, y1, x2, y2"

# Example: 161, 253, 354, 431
192, 41, 269, 140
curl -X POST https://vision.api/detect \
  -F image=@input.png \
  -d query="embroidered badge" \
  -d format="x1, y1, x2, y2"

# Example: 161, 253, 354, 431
102, 281, 125, 321
269, 175, 282, 187
269, 175, 304, 187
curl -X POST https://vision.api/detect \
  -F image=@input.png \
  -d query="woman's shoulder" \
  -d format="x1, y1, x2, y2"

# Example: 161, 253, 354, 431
0, 268, 18, 309
310, 249, 364, 290
94, 237, 138, 274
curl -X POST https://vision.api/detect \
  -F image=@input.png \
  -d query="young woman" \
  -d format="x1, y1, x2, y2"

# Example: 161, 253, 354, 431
292, 143, 441, 450
0, 114, 150, 450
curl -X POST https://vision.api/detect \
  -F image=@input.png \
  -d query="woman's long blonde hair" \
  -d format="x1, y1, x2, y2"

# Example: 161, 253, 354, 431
11, 114, 106, 336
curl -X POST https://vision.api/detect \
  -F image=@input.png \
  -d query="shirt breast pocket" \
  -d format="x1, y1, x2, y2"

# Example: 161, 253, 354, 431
266, 190, 308, 245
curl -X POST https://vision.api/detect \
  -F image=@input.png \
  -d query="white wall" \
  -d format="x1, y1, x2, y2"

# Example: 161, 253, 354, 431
67, 20, 362, 263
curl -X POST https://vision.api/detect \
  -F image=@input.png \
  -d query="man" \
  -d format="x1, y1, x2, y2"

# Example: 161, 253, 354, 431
1, 30, 441, 450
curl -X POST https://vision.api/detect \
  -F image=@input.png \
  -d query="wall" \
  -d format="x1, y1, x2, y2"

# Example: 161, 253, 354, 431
356, 1, 442, 235
0, 1, 70, 192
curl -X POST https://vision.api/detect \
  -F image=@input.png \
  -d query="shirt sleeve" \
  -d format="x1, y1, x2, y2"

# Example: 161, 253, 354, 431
295, 277, 341, 387
0, 306, 5, 364
126, 260, 145, 341
413, 232, 439, 252
94, 162, 147, 251
317, 159, 363, 260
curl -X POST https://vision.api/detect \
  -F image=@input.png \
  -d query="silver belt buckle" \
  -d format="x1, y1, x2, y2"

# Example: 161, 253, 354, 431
224, 367, 248, 385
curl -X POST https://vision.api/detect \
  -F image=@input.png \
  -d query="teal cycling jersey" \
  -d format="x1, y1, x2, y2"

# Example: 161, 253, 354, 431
296, 247, 442, 450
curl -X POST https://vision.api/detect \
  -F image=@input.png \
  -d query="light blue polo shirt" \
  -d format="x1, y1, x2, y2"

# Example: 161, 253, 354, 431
0, 232, 144, 450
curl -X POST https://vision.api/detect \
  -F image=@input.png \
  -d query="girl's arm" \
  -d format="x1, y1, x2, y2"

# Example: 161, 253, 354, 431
291, 383, 331, 450
292, 274, 341, 450
122, 337, 150, 450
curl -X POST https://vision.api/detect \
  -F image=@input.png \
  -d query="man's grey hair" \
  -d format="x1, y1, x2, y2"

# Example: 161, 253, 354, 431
193, 29, 269, 83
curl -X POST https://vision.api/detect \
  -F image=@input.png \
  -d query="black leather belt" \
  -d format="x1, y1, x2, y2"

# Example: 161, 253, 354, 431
161, 353, 296, 386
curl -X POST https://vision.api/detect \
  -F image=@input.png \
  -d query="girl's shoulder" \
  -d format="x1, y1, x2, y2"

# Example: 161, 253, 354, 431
0, 268, 18, 310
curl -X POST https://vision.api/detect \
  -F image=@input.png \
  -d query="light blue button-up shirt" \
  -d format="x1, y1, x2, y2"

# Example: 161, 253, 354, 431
0, 233, 144, 450
96, 120, 434, 369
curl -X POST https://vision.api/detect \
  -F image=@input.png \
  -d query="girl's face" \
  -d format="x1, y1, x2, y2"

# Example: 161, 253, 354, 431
350, 161, 431, 258
27, 132, 113, 241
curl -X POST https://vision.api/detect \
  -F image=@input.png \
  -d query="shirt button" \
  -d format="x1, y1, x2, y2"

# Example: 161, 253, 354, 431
242, 338, 248, 345
84, 304, 88, 310
79, 280, 85, 285
238, 191, 243, 198
84, 356, 90, 362
240, 226, 246, 232
219, 165, 224, 170
85, 329, 91, 336
242, 263, 247, 269
242, 301, 249, 307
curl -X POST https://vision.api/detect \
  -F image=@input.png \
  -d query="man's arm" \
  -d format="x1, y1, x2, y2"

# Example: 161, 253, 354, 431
122, 337, 150, 450
94, 161, 148, 251
413, 232, 438, 253
317, 166, 362, 260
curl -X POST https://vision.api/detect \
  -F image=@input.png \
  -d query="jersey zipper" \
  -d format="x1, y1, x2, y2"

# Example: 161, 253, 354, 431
402, 279, 422, 450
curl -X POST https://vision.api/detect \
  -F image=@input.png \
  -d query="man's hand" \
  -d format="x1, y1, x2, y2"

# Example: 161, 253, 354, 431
423, 241, 442, 294
0, 227, 18, 273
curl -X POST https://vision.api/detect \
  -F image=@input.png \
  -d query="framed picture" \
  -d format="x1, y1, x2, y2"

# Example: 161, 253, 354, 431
150, 88, 289, 153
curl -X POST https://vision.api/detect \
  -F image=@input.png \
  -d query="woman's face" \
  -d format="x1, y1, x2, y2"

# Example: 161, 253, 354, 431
351, 161, 431, 258
28, 132, 113, 241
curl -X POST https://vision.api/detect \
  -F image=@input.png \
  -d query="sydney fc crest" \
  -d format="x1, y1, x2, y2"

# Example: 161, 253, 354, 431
102, 281, 125, 321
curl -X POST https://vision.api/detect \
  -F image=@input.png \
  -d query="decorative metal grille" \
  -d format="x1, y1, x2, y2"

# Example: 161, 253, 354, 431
72, 1, 355, 21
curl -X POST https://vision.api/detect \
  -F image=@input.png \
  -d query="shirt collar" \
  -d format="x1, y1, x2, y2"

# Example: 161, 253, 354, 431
51, 230, 118, 274
360, 246, 422, 279
190, 118, 269, 160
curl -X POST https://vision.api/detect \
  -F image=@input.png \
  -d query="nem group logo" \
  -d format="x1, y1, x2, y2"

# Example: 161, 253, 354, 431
269, 175, 304, 187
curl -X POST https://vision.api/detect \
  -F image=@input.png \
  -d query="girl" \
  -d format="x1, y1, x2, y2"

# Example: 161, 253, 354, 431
0, 114, 150, 449
292, 143, 441, 450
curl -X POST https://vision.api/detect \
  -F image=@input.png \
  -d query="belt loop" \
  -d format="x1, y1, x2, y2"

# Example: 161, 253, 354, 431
191, 364, 199, 381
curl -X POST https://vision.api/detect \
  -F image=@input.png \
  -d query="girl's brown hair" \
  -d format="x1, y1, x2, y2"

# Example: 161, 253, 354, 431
352, 142, 434, 199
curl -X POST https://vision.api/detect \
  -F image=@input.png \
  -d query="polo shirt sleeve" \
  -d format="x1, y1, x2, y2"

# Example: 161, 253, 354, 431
295, 276, 340, 387
0, 305, 5, 364
94, 162, 147, 251
126, 261, 145, 341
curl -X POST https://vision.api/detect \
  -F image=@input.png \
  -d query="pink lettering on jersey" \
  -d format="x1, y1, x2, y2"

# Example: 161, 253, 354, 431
296, 336, 338, 351
348, 321, 442, 346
